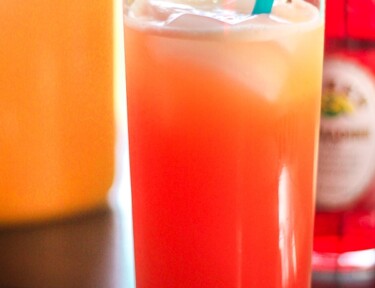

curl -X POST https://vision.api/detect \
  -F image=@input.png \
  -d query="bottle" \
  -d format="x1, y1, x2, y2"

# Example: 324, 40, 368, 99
313, 0, 375, 273
0, 0, 122, 227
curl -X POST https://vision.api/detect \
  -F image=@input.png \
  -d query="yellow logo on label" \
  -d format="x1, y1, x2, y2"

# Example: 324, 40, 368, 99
321, 80, 367, 117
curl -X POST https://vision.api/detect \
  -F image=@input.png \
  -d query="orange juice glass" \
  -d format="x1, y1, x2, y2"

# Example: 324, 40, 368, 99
0, 1, 118, 226
124, 0, 324, 287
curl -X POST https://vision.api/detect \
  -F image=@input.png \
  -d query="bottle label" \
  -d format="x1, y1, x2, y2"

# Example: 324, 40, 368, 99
317, 57, 375, 211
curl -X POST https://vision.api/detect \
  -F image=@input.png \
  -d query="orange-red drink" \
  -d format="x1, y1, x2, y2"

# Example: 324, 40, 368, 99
124, 0, 324, 287
0, 1, 116, 225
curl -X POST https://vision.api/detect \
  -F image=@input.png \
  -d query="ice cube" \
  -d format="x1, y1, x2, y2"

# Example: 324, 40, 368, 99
167, 13, 226, 30
235, 43, 290, 102
272, 0, 319, 24
151, 15, 290, 103
128, 0, 258, 24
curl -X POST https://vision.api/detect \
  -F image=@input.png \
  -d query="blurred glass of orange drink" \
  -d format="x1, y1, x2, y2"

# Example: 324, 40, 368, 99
0, 1, 117, 226
124, 0, 324, 287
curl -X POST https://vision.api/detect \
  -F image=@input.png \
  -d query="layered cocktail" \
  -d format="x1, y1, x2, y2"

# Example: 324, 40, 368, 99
124, 0, 324, 286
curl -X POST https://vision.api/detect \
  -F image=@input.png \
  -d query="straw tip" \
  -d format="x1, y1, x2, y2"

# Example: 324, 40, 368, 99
252, 0, 275, 15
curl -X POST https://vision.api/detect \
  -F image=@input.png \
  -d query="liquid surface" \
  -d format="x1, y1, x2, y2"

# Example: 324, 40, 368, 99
125, 0, 320, 36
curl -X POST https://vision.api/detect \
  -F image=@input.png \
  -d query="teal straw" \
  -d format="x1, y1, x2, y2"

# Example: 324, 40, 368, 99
252, 0, 275, 15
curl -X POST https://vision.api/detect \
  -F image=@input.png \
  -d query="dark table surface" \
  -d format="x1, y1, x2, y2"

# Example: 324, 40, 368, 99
0, 207, 132, 288
0, 204, 374, 288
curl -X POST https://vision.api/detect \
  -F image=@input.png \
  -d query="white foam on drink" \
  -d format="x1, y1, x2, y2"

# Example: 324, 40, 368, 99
125, 0, 321, 40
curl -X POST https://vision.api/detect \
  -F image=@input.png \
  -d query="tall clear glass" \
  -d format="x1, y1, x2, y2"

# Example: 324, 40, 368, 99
124, 0, 325, 287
